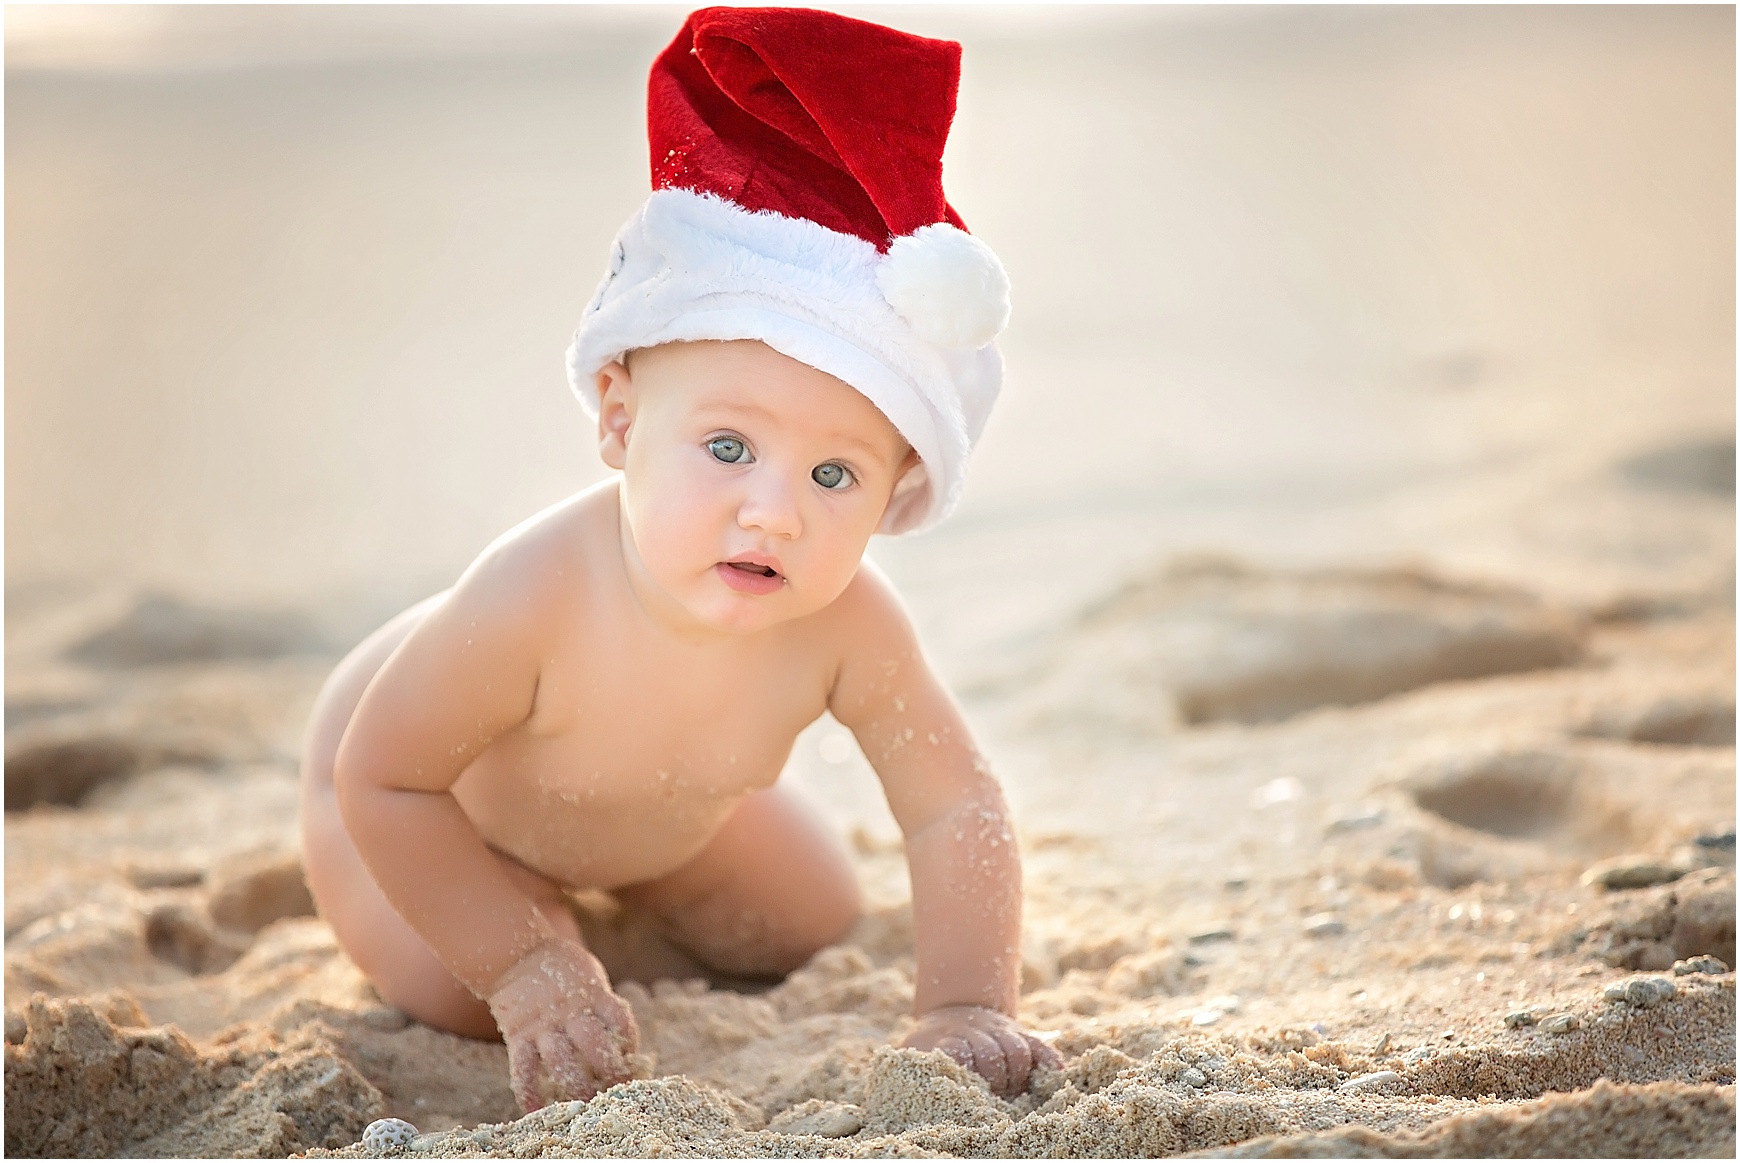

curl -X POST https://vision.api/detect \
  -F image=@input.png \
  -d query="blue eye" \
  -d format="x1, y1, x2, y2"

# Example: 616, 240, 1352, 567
708, 436, 748, 464
812, 463, 853, 490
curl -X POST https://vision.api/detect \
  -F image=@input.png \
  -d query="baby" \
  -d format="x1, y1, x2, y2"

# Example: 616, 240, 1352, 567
299, 7, 1057, 1114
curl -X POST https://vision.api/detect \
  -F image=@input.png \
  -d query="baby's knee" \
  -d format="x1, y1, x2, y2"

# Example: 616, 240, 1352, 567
722, 884, 863, 978
811, 875, 864, 948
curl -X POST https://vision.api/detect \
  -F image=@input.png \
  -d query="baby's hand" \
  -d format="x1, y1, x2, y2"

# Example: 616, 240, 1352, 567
485, 939, 642, 1113
901, 1004, 1062, 1098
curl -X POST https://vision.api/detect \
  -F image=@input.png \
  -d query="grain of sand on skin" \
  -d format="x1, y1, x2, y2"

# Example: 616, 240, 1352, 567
3, 564, 1734, 1158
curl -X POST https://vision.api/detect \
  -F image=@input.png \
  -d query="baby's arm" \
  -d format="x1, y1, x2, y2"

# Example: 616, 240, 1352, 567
332, 540, 637, 1109
827, 568, 1060, 1096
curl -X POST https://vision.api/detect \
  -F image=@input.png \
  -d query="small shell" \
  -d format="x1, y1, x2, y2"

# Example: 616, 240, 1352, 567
360, 1117, 418, 1155
769, 1101, 864, 1138
1340, 1070, 1401, 1092
1539, 1013, 1580, 1034
1503, 1010, 1538, 1028
1192, 994, 1241, 1026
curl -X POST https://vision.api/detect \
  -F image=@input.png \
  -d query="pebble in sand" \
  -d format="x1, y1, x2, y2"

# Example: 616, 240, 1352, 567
1603, 976, 1678, 1008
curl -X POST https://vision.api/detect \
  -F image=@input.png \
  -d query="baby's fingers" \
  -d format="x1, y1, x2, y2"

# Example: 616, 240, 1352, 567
508, 1037, 544, 1114
538, 1029, 597, 1103
961, 1028, 1009, 1096
594, 991, 643, 1055
932, 1034, 975, 1073
989, 1026, 1034, 1096
1027, 1031, 1064, 1073
566, 1015, 633, 1091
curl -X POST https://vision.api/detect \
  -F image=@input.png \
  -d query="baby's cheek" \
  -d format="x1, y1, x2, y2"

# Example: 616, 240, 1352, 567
640, 465, 720, 550
805, 536, 872, 608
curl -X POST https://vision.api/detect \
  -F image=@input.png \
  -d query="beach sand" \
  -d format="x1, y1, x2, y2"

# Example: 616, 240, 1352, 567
4, 562, 1734, 1157
4, 6, 1734, 1157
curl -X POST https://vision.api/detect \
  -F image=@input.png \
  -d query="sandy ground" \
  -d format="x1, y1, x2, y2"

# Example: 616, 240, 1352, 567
5, 5, 1735, 1158
4, 561, 1735, 1157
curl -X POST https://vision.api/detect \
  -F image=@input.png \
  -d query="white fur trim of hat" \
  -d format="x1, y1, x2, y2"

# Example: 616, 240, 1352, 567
566, 188, 1007, 535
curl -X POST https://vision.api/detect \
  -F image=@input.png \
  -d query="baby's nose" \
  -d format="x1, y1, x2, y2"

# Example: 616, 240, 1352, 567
737, 474, 803, 538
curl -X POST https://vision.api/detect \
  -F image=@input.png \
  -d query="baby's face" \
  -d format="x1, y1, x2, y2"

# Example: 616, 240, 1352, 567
596, 341, 915, 635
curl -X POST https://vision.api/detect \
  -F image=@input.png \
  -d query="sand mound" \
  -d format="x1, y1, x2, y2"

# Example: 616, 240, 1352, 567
1575, 689, 1736, 747
288, 954, 1733, 1158
1581, 871, 1737, 971
3, 734, 147, 811
1201, 1079, 1735, 1158
1616, 437, 1737, 498
3, 993, 380, 1157
64, 593, 328, 669
975, 560, 1586, 733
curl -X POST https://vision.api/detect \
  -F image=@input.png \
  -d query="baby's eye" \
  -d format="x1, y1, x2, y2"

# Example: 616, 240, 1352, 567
707, 436, 750, 464
811, 463, 854, 490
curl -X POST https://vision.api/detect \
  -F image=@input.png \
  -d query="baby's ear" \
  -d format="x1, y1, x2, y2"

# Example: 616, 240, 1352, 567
595, 361, 635, 470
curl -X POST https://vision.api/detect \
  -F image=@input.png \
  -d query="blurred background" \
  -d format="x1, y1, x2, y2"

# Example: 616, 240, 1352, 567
8, 3, 1734, 660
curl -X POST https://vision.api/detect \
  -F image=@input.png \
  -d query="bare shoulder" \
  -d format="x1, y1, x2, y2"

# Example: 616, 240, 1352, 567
361, 485, 609, 709
819, 559, 933, 712
336, 485, 620, 794
818, 558, 922, 654
441, 484, 615, 641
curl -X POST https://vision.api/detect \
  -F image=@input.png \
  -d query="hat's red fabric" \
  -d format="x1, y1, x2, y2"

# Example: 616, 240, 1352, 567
648, 6, 968, 251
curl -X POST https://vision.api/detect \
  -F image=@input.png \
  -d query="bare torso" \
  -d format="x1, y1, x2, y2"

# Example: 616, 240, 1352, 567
435, 484, 842, 890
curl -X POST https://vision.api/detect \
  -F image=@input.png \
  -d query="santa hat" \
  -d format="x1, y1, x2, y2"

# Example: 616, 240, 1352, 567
566, 6, 1009, 535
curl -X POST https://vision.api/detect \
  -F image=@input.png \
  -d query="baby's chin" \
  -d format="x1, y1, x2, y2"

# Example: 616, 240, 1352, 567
682, 596, 803, 636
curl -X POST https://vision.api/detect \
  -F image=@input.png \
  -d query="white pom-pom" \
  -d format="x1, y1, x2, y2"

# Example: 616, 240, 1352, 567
876, 223, 1011, 349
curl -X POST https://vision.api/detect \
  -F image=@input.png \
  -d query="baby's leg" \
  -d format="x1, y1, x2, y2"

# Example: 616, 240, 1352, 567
615, 786, 863, 979
299, 594, 581, 1039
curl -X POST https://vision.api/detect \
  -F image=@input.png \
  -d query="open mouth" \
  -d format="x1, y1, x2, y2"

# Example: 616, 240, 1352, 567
716, 559, 785, 595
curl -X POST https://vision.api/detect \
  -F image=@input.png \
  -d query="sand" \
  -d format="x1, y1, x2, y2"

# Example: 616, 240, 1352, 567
4, 6, 1735, 1159
5, 567, 1734, 1158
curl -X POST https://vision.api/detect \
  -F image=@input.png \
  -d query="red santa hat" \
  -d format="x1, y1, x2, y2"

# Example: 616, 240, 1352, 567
566, 6, 1009, 535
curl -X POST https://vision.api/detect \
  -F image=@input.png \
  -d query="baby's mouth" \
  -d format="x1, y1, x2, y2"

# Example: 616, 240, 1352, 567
716, 558, 786, 595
